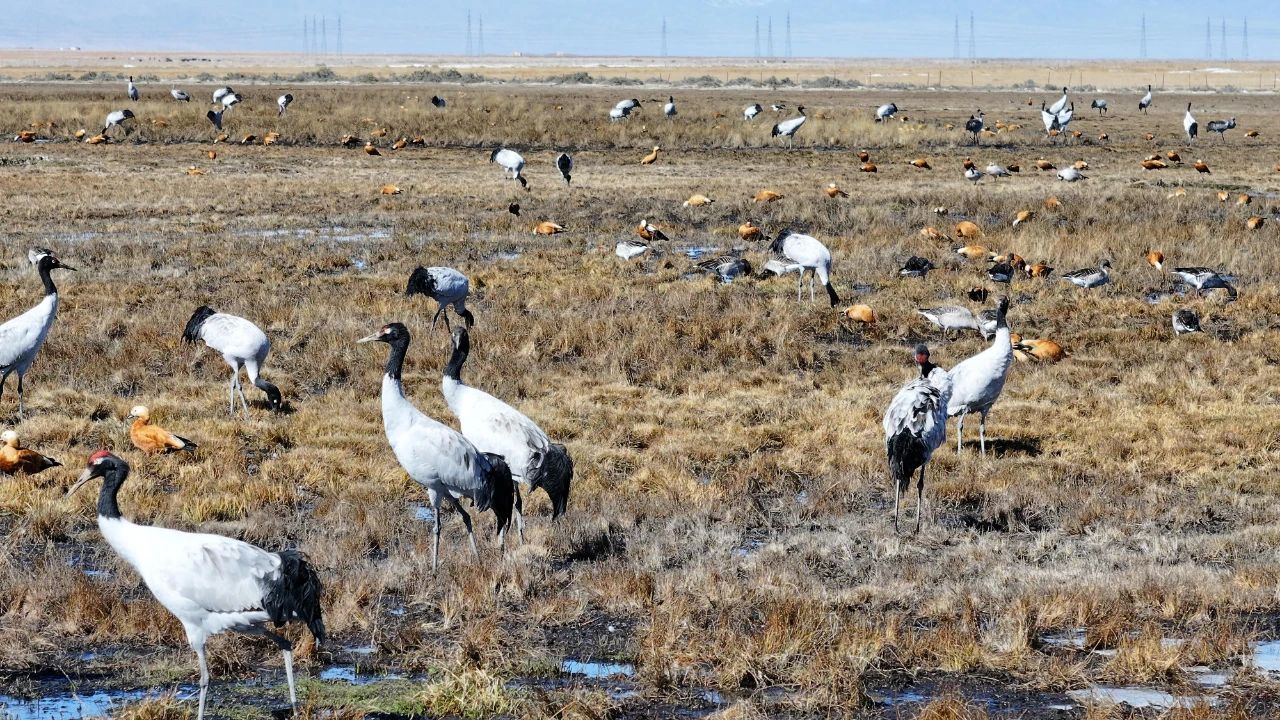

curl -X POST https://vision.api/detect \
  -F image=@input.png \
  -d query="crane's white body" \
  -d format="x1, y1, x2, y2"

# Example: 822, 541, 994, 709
491, 148, 526, 181
875, 103, 898, 122
946, 309, 1013, 455
1056, 167, 1086, 182
277, 94, 293, 115
771, 109, 807, 148
609, 106, 629, 121
744, 103, 762, 120
1056, 102, 1074, 132
985, 163, 1010, 179
221, 93, 240, 110
1048, 87, 1068, 115
213, 87, 233, 104
771, 230, 835, 304
190, 312, 273, 416
663, 96, 676, 118
1172, 267, 1237, 299
0, 295, 57, 385
411, 266, 470, 323
1184, 103, 1198, 142
127, 77, 139, 101
1139, 85, 1152, 113
1090, 98, 1107, 114
964, 167, 984, 184
104, 109, 133, 132
171, 88, 190, 102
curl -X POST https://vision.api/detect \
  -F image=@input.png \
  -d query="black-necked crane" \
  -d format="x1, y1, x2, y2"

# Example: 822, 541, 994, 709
1139, 84, 1153, 113
441, 327, 572, 535
555, 152, 573, 185
985, 163, 1011, 180
0, 252, 74, 417
1048, 87, 1068, 114
663, 95, 677, 118
1056, 167, 1087, 182
490, 147, 528, 189
615, 239, 649, 260
1060, 260, 1111, 288
743, 103, 762, 120
964, 166, 984, 185
883, 344, 950, 532
1090, 98, 1107, 114
358, 323, 514, 570
0, 429, 60, 475
875, 102, 898, 122
406, 266, 473, 330
769, 229, 840, 306
221, 92, 240, 110
103, 109, 135, 136
277, 93, 293, 116
67, 451, 324, 720
128, 406, 197, 455
170, 87, 190, 102
181, 307, 283, 417
1172, 309, 1203, 335
609, 105, 632, 121
212, 86, 234, 104
1206, 117, 1236, 142
964, 111, 984, 144
1171, 267, 1237, 300
1184, 103, 1198, 142
615, 98, 641, 113
127, 76, 139, 101
431, 95, 447, 109
946, 296, 1013, 455
771, 106, 806, 148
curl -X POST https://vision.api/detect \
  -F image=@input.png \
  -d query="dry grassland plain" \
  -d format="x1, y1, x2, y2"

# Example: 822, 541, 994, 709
0, 54, 1279, 719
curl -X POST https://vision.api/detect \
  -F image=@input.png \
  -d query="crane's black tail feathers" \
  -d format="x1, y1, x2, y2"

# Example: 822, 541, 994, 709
476, 452, 514, 537
886, 430, 928, 495
264, 549, 326, 646
182, 306, 216, 344
529, 442, 573, 519
406, 267, 433, 297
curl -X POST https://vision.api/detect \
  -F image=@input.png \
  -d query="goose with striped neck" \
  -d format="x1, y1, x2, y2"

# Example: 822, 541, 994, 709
359, 323, 514, 570
0, 253, 75, 417
66, 451, 324, 720
946, 296, 1014, 456
441, 327, 572, 540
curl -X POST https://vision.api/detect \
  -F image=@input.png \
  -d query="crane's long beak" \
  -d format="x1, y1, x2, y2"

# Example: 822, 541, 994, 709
66, 468, 96, 497
356, 331, 382, 344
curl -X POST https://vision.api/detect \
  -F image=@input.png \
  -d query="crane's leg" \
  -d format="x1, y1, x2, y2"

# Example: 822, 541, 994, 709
15, 373, 24, 418
979, 410, 989, 457
915, 463, 926, 534
431, 306, 443, 330
431, 492, 442, 572
795, 273, 803, 303
513, 482, 526, 545
235, 369, 251, 419
244, 627, 297, 709
893, 476, 903, 533
955, 412, 966, 454
227, 373, 237, 416
448, 496, 480, 559
194, 643, 210, 720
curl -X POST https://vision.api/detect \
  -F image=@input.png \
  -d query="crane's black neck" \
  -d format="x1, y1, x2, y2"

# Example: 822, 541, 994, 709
97, 463, 129, 519
384, 336, 410, 382
918, 360, 937, 378
38, 261, 58, 296
444, 333, 470, 383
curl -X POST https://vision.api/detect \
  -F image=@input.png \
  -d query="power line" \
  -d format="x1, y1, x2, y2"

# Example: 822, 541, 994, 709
302, 17, 309, 58
466, 11, 473, 56
478, 15, 484, 55
661, 17, 667, 57
968, 12, 975, 61
767, 16, 773, 57
1243, 17, 1249, 60
321, 16, 327, 57
952, 15, 959, 59
1139, 14, 1147, 59
311, 16, 318, 58
1205, 18, 1211, 59
1220, 17, 1226, 59
754, 16, 760, 58
337, 16, 343, 58
786, 12, 792, 58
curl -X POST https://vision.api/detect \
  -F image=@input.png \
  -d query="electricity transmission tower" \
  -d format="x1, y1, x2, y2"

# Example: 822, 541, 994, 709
1242, 18, 1249, 59
785, 12, 792, 57
1139, 15, 1147, 59
662, 17, 667, 57
968, 13, 975, 61
952, 16, 959, 59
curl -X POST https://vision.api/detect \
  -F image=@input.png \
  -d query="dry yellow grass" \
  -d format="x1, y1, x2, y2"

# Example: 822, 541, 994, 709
0, 77, 1277, 718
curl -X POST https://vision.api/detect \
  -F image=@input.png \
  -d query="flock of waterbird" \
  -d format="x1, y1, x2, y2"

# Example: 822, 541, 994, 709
0, 74, 1267, 716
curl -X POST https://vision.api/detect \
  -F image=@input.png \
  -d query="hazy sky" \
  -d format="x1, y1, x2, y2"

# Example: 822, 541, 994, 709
8, 1, 1277, 60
